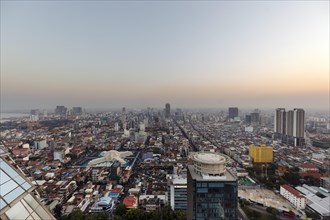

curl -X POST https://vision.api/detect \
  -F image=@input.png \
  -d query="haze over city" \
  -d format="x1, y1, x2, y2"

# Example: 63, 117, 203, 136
1, 1, 329, 111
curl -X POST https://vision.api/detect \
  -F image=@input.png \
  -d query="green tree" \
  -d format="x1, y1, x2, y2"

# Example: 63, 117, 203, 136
63, 209, 84, 220
111, 215, 122, 220
244, 200, 251, 206
283, 171, 300, 185
266, 207, 279, 216
153, 147, 162, 154
53, 204, 63, 219
175, 210, 186, 220
125, 209, 146, 220
113, 204, 127, 217
291, 167, 300, 173
242, 207, 252, 217
148, 210, 161, 220
161, 206, 175, 220
86, 212, 108, 220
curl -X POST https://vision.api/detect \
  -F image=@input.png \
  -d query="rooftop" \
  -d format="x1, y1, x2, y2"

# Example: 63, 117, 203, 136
301, 163, 318, 169
123, 195, 138, 208
188, 165, 236, 181
281, 185, 305, 198
295, 185, 330, 217
192, 152, 226, 165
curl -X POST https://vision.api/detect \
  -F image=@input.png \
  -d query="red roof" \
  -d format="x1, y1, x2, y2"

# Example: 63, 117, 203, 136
12, 147, 30, 156
301, 163, 317, 169
123, 195, 137, 208
281, 185, 305, 198
111, 188, 122, 193
299, 171, 321, 179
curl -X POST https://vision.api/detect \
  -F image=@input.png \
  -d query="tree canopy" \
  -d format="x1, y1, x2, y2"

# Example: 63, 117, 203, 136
59, 210, 108, 220
111, 206, 186, 220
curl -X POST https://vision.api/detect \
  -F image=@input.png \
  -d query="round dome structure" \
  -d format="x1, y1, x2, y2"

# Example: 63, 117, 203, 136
192, 152, 227, 176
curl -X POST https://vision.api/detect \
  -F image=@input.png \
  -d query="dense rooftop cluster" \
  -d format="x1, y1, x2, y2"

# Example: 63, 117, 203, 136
0, 107, 329, 219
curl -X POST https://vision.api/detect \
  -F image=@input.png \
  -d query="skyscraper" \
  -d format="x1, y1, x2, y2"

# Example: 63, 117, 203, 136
30, 109, 40, 121
187, 152, 237, 220
72, 107, 82, 115
122, 107, 127, 130
274, 108, 305, 146
250, 112, 260, 124
245, 115, 251, 124
293, 108, 305, 138
274, 108, 286, 134
293, 108, 305, 146
55, 105, 67, 116
228, 107, 238, 119
165, 103, 171, 118
285, 110, 294, 137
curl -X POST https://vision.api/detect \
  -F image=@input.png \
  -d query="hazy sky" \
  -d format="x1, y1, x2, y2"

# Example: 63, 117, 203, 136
1, 1, 329, 111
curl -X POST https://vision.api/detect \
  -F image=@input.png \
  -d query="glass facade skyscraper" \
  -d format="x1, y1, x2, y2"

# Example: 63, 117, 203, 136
187, 153, 238, 220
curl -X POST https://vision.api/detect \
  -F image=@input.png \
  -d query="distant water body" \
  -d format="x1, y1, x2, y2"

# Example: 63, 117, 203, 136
0, 113, 29, 123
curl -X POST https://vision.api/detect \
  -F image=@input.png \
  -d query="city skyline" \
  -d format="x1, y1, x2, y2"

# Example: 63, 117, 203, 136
1, 1, 329, 111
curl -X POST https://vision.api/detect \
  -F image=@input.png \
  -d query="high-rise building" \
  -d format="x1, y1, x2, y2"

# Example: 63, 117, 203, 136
250, 112, 260, 124
293, 108, 305, 146
175, 108, 184, 121
115, 122, 119, 131
0, 147, 56, 220
274, 108, 286, 134
249, 144, 273, 163
245, 115, 251, 124
167, 174, 187, 211
122, 107, 127, 130
55, 105, 67, 116
274, 108, 305, 146
187, 152, 237, 220
285, 110, 294, 137
30, 109, 40, 121
228, 107, 238, 119
293, 108, 305, 138
72, 107, 82, 115
165, 103, 171, 118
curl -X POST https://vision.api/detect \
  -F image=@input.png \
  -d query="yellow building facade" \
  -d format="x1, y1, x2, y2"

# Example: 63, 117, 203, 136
249, 144, 273, 163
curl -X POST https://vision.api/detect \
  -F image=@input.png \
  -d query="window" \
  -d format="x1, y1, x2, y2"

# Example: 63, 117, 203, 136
197, 188, 208, 193
209, 182, 224, 187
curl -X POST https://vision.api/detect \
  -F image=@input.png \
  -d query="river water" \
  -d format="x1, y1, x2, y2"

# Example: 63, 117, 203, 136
0, 113, 29, 123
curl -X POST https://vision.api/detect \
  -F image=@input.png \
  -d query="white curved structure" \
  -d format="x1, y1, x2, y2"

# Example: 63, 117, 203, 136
88, 150, 132, 166
192, 152, 226, 176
